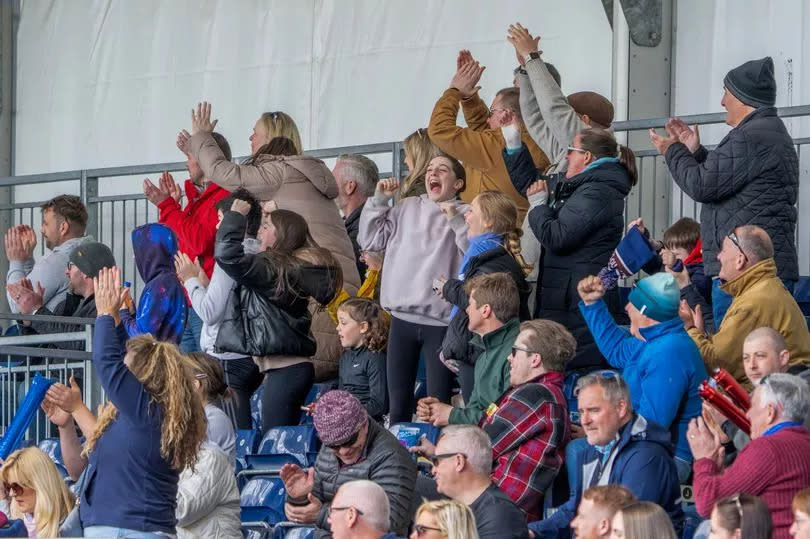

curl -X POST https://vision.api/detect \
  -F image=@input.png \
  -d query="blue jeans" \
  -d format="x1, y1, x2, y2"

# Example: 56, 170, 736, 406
179, 307, 203, 353
712, 277, 797, 330
83, 526, 171, 538
711, 278, 733, 331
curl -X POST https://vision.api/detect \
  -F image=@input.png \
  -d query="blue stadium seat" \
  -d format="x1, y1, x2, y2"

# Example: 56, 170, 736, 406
236, 429, 262, 459
389, 422, 441, 448
242, 529, 269, 539
274, 525, 316, 539
37, 437, 68, 478
793, 277, 810, 315
298, 380, 338, 424
240, 477, 287, 526
244, 425, 320, 472
251, 386, 264, 433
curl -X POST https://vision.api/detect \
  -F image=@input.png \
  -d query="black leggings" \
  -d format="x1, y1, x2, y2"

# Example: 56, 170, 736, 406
221, 357, 264, 430
387, 317, 451, 424
260, 362, 314, 432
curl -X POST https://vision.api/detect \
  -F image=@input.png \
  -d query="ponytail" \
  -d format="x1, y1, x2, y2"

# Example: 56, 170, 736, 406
578, 128, 638, 186
505, 228, 534, 276
619, 145, 638, 186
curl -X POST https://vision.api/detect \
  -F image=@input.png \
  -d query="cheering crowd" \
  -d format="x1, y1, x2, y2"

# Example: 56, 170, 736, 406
2, 21, 810, 539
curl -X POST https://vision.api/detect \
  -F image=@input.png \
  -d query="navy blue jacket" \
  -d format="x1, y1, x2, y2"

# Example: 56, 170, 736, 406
529, 414, 683, 536
80, 315, 179, 534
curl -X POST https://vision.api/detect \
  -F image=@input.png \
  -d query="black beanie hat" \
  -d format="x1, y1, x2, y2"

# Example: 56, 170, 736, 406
723, 57, 776, 108
70, 242, 116, 279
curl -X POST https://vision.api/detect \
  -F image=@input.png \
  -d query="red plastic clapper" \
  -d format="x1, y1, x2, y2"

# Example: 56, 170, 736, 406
712, 368, 751, 410
698, 380, 751, 436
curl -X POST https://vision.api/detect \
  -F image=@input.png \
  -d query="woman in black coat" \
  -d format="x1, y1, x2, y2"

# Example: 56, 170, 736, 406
527, 128, 636, 372
436, 191, 532, 401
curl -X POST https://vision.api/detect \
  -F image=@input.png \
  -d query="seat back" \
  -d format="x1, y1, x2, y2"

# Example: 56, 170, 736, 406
389, 422, 441, 449
298, 381, 338, 424
250, 385, 264, 433
236, 429, 262, 459
240, 477, 286, 525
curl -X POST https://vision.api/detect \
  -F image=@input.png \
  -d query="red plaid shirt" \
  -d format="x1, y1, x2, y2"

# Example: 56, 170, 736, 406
480, 371, 569, 521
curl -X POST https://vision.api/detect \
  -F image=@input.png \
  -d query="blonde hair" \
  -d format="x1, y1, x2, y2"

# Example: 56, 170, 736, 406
83, 335, 207, 471
0, 447, 75, 538
400, 128, 442, 199
616, 502, 677, 539
415, 499, 479, 539
256, 111, 302, 155
471, 191, 533, 275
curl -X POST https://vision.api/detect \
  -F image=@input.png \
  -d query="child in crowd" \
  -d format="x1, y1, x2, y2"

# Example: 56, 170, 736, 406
358, 154, 469, 424
635, 216, 710, 302
184, 353, 237, 464
215, 201, 342, 431
335, 298, 390, 422
436, 190, 532, 401
121, 223, 187, 343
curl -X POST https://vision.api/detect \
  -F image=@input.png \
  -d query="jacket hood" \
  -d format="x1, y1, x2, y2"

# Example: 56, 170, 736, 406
564, 161, 632, 198
616, 413, 675, 455
256, 154, 339, 199
295, 264, 341, 306
132, 223, 179, 282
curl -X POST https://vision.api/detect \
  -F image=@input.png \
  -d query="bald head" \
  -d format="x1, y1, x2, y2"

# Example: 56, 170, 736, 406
743, 326, 790, 384
736, 225, 774, 264
332, 480, 390, 532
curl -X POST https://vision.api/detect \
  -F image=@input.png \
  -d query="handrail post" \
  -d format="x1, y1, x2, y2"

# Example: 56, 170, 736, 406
81, 170, 100, 239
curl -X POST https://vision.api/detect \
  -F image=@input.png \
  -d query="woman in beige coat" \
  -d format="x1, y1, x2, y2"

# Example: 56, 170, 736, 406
187, 103, 361, 380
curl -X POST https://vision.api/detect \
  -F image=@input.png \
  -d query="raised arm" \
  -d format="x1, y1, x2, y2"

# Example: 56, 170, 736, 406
356, 178, 403, 252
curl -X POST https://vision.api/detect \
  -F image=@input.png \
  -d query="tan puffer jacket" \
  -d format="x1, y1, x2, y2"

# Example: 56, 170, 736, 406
190, 132, 361, 379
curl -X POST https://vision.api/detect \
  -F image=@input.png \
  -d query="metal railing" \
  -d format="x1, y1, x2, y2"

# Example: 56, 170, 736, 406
0, 313, 99, 443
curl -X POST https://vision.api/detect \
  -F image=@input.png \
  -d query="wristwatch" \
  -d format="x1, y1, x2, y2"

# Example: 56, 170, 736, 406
524, 51, 541, 64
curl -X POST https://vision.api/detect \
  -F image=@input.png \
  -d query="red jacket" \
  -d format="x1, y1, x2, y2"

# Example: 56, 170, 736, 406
480, 371, 569, 522
158, 180, 229, 278
693, 425, 810, 539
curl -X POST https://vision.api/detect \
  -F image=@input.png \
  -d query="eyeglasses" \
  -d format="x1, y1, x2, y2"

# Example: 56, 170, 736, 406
2, 482, 25, 497
67, 261, 75, 270
726, 231, 749, 263
429, 452, 467, 467
325, 430, 360, 450
414, 524, 444, 536
329, 505, 364, 517
567, 146, 588, 155
511, 345, 537, 357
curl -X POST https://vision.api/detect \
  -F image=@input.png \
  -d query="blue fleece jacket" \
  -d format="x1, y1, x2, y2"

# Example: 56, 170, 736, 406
579, 299, 707, 463
529, 414, 683, 536
121, 223, 187, 343
79, 315, 179, 534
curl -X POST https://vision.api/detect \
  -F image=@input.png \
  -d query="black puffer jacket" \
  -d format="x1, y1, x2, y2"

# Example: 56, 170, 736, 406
665, 106, 799, 280
440, 246, 531, 365
529, 161, 631, 371
214, 210, 339, 358
307, 419, 418, 538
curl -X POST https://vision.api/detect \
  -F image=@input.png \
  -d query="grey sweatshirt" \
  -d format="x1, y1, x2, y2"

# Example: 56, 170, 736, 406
358, 193, 469, 326
6, 236, 91, 313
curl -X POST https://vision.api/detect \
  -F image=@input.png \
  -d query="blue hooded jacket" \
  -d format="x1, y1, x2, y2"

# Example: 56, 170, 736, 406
121, 223, 187, 343
579, 299, 707, 464
530, 414, 683, 536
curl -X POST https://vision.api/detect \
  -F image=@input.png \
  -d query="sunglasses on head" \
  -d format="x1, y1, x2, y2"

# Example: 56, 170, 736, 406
325, 430, 360, 450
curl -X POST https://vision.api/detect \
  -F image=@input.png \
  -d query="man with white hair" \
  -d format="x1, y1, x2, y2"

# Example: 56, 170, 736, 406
327, 480, 394, 539
430, 425, 529, 539
332, 154, 379, 280
688, 373, 810, 538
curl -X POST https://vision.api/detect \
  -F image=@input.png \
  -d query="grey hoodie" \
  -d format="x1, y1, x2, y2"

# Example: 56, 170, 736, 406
358, 193, 468, 326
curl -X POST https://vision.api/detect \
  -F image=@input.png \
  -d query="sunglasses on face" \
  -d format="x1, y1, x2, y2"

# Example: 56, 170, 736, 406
2, 482, 25, 497
429, 452, 467, 467
567, 146, 588, 155
511, 345, 537, 357
325, 430, 360, 450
